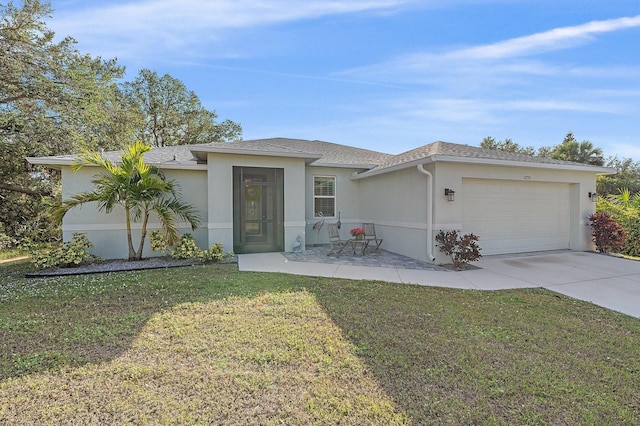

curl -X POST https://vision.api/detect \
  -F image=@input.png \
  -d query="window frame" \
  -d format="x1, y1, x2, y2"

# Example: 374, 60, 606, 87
313, 175, 336, 218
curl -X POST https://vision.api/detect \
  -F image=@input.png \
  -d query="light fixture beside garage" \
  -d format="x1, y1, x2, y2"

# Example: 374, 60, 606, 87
588, 192, 598, 202
445, 188, 455, 201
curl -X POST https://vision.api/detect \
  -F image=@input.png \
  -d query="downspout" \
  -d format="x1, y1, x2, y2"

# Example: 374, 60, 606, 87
417, 164, 436, 261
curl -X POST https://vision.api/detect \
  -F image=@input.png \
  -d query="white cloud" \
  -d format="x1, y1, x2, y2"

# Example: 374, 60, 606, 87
344, 14, 640, 82
51, 0, 414, 61
450, 15, 640, 59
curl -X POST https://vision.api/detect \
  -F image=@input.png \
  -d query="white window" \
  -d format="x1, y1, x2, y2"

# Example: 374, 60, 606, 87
314, 176, 335, 217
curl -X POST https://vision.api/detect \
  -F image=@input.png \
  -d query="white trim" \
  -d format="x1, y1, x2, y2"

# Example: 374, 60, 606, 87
310, 162, 376, 169
362, 220, 427, 230
433, 223, 463, 231
27, 156, 208, 171
191, 146, 322, 161
313, 175, 337, 218
352, 155, 614, 180
285, 221, 307, 227
63, 223, 200, 232
207, 222, 233, 229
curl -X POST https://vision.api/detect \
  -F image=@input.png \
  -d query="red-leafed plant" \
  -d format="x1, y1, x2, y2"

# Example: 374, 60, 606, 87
350, 227, 365, 237
588, 212, 626, 253
436, 230, 482, 270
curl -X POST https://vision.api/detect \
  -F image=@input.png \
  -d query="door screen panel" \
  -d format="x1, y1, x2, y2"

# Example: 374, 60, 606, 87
233, 167, 284, 253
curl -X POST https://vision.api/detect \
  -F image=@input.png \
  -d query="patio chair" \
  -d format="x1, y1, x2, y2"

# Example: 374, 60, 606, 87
326, 223, 349, 256
362, 223, 383, 252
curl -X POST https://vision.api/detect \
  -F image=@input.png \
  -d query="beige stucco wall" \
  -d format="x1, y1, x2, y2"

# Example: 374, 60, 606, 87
358, 165, 431, 261
206, 153, 306, 253
60, 165, 209, 259
57, 153, 600, 263
357, 161, 598, 264
433, 161, 597, 254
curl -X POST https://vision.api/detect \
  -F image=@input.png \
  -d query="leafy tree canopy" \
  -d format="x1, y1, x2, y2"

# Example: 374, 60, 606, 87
480, 137, 536, 156
480, 133, 639, 198
0, 1, 241, 244
123, 69, 242, 147
481, 132, 604, 166
1, 0, 125, 241
549, 132, 604, 166
597, 156, 640, 197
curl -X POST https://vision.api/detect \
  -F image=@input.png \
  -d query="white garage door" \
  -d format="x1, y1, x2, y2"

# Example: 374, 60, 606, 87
461, 179, 571, 255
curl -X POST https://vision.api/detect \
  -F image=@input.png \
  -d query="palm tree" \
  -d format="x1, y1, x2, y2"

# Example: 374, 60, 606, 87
54, 141, 201, 260
550, 132, 604, 166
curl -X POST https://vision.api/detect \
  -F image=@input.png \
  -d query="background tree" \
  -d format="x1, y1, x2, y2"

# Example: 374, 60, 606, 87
54, 142, 201, 261
597, 156, 640, 197
549, 132, 604, 166
1, 1, 239, 246
0, 0, 127, 242
123, 69, 242, 147
480, 137, 536, 155
480, 133, 605, 166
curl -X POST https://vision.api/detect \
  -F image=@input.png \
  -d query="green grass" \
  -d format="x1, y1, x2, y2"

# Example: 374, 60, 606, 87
0, 247, 28, 262
1, 260, 640, 424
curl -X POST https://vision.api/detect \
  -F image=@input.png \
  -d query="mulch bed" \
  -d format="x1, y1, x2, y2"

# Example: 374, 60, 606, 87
25, 256, 237, 278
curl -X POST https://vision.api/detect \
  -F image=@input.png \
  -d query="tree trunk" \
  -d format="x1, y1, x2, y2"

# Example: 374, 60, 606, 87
125, 206, 136, 260
0, 182, 51, 196
135, 212, 150, 261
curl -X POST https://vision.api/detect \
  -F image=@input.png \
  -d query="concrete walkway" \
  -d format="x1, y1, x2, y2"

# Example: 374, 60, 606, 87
238, 250, 640, 319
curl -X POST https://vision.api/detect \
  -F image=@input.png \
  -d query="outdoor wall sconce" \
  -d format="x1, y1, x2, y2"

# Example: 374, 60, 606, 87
445, 188, 456, 202
588, 192, 598, 202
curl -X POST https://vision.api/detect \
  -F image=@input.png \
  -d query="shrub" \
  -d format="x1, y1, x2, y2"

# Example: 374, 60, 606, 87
621, 221, 640, 257
588, 212, 626, 254
31, 233, 101, 269
588, 212, 626, 253
149, 230, 168, 253
0, 232, 15, 252
436, 230, 482, 270
171, 233, 202, 260
200, 243, 225, 263
0, 223, 16, 251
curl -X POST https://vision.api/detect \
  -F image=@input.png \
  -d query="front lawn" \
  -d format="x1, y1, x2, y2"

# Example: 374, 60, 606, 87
1, 261, 639, 424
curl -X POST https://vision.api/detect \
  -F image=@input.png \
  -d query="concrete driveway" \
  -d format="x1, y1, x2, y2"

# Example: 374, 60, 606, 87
475, 251, 640, 318
238, 250, 640, 319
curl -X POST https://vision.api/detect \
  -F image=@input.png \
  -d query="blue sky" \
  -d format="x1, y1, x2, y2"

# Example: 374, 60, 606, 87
49, 1, 640, 159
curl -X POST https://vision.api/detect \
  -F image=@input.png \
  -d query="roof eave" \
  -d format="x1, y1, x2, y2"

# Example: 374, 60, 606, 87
26, 156, 74, 170
352, 155, 615, 179
190, 147, 323, 162
27, 156, 208, 171
309, 161, 377, 170
434, 155, 615, 174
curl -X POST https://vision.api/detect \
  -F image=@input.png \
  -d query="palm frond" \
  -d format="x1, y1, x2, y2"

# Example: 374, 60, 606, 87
52, 192, 101, 223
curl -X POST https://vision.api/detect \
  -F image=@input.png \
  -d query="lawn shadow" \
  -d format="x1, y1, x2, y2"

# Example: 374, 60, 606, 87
1, 261, 284, 381
308, 278, 640, 424
3, 261, 640, 424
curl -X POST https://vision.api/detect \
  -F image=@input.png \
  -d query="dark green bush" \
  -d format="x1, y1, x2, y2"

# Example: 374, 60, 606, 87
622, 221, 640, 257
31, 233, 100, 269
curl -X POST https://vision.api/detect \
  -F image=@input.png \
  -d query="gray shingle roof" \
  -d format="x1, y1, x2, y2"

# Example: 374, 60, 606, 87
208, 138, 393, 167
101, 138, 391, 168
28, 138, 611, 174
369, 141, 592, 173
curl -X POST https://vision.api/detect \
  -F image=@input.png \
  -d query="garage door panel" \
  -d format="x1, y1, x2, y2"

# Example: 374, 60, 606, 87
462, 179, 570, 255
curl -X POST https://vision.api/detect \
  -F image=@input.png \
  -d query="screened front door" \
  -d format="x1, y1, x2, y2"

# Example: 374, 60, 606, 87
233, 167, 284, 253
